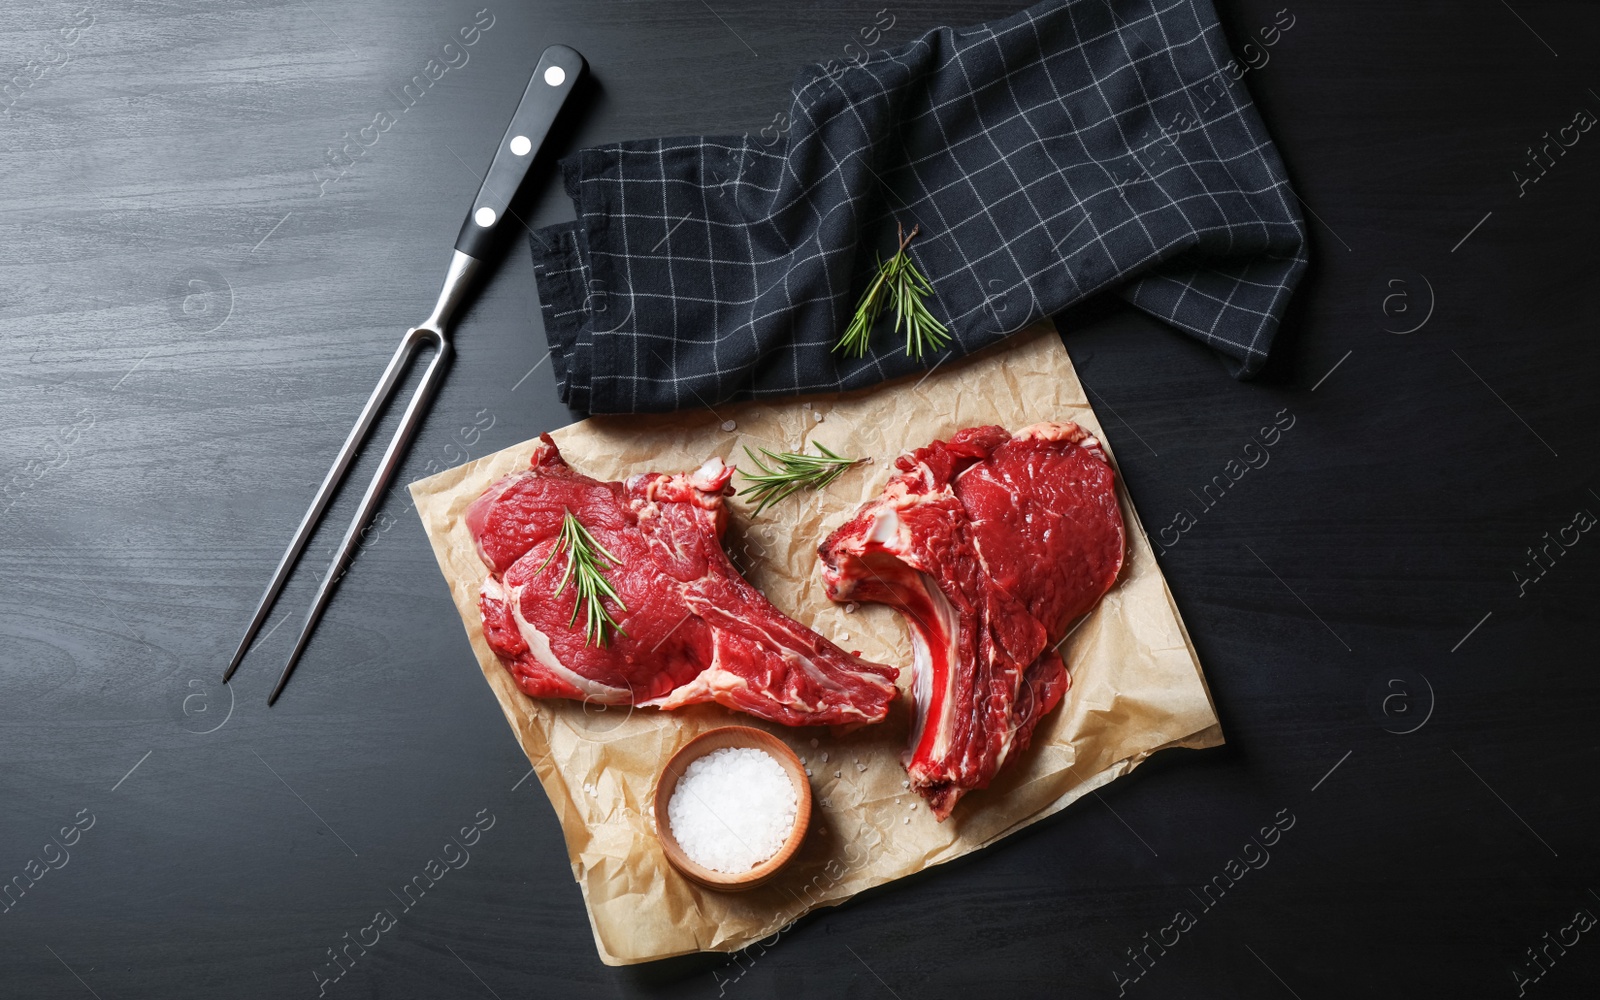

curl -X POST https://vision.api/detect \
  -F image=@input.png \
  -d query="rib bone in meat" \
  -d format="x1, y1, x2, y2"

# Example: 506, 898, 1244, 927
818, 423, 1124, 818
468, 436, 899, 727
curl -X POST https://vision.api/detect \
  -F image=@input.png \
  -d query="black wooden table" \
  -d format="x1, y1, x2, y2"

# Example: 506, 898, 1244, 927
3, 2, 1597, 997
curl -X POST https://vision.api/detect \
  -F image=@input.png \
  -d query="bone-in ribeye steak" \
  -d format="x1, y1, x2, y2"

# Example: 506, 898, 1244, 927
818, 422, 1124, 818
467, 435, 899, 727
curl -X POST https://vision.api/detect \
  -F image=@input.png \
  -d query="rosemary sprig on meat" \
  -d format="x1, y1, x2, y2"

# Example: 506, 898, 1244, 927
737, 444, 861, 516
537, 509, 627, 646
834, 223, 950, 361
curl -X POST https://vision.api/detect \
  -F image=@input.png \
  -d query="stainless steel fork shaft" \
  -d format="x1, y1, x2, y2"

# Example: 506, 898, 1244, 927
225, 251, 480, 701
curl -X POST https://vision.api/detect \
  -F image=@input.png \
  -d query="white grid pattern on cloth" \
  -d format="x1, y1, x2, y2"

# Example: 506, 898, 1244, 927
530, 0, 1308, 414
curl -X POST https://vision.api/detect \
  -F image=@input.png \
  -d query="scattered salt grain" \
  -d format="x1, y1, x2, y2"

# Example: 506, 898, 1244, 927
813, 412, 824, 423
820, 752, 829, 762
720, 420, 737, 432
667, 747, 797, 873
856, 763, 867, 772
840, 633, 850, 642
810, 738, 819, 748
834, 770, 842, 779
903, 817, 910, 825
844, 602, 858, 614
805, 768, 813, 777
802, 402, 812, 410
902, 780, 910, 788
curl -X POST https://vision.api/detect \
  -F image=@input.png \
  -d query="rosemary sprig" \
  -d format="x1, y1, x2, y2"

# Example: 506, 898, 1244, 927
536, 509, 627, 646
737, 443, 861, 516
834, 223, 950, 361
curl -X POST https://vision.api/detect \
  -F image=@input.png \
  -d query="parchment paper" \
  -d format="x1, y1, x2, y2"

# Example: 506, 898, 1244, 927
409, 322, 1222, 966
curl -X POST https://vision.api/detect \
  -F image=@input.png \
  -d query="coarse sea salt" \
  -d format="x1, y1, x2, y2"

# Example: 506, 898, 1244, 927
668, 747, 797, 873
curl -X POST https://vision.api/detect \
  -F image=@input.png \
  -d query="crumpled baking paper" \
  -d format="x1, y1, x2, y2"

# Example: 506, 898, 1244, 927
409, 322, 1222, 965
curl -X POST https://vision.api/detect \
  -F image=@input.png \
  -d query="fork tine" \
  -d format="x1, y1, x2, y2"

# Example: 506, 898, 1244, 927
224, 336, 419, 682
222, 334, 418, 683
268, 330, 451, 705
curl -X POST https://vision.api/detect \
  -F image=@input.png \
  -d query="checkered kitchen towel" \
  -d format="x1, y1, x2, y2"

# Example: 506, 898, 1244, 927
530, 0, 1308, 414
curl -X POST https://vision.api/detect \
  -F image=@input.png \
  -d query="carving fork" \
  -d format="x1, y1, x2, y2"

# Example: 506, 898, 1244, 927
223, 47, 585, 704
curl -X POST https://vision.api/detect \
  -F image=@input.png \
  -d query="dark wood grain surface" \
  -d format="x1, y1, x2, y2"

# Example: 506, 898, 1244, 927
3, 1, 1598, 997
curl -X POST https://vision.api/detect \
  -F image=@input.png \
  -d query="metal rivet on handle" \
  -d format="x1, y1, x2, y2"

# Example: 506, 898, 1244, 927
510, 135, 532, 156
544, 66, 566, 87
474, 206, 496, 227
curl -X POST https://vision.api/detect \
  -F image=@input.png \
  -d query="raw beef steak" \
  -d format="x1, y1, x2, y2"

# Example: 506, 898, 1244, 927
817, 422, 1124, 818
467, 435, 898, 727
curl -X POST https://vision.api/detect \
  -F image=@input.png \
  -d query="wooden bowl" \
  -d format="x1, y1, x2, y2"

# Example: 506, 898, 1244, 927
652, 726, 811, 891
